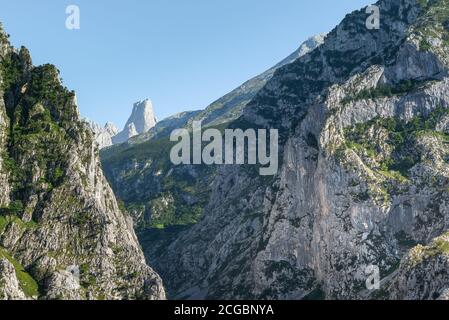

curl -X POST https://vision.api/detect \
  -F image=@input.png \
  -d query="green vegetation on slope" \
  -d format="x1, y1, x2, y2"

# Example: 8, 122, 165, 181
1, 49, 77, 214
101, 123, 232, 230
342, 80, 434, 105
337, 106, 449, 206
415, 0, 449, 50
344, 106, 449, 176
0, 247, 39, 298
407, 232, 449, 267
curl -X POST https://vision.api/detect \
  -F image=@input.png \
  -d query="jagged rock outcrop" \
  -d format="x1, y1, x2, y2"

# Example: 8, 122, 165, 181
122, 0, 449, 300
127, 99, 157, 133
87, 121, 118, 149
0, 23, 165, 300
0, 258, 27, 300
112, 99, 157, 144
388, 232, 449, 300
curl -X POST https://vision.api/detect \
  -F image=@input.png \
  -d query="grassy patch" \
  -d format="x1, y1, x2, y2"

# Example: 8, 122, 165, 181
0, 215, 7, 233
0, 214, 38, 232
425, 237, 449, 256
408, 232, 449, 267
0, 247, 39, 298
0, 200, 24, 216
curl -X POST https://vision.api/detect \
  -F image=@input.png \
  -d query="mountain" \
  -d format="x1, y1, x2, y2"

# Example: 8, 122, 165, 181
112, 99, 157, 145
103, 0, 449, 300
188, 34, 327, 128
87, 121, 118, 149
119, 34, 326, 147
86, 99, 157, 149
0, 23, 165, 300
100, 34, 326, 230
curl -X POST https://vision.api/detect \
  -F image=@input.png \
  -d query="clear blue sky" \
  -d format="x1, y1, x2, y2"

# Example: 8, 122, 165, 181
0, 0, 373, 129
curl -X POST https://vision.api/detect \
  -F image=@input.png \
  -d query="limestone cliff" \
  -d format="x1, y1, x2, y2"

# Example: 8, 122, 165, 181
125, 0, 449, 300
0, 23, 165, 300
87, 121, 118, 149
112, 99, 157, 145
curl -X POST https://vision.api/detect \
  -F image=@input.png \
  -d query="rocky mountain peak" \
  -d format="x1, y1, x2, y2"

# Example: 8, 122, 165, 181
112, 98, 157, 145
86, 120, 118, 149
126, 98, 157, 134
87, 99, 157, 148
104, 121, 118, 133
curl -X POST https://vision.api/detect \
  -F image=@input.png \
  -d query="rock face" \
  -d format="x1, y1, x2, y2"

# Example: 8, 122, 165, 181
0, 28, 10, 208
388, 232, 449, 300
87, 121, 118, 149
127, 99, 157, 133
112, 99, 157, 145
0, 258, 27, 300
103, 0, 449, 300
113, 123, 138, 145
0, 23, 165, 300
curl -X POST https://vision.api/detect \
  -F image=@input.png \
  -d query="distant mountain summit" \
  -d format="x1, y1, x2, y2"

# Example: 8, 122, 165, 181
93, 35, 326, 148
124, 34, 327, 146
127, 99, 157, 133
88, 99, 157, 148
113, 99, 157, 145
87, 121, 118, 149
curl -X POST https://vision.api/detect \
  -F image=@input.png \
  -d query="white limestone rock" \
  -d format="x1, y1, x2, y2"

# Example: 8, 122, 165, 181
88, 121, 119, 149
112, 99, 157, 145
0, 258, 27, 300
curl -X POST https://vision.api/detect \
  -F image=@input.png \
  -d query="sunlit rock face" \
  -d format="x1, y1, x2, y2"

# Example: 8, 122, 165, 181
86, 120, 118, 149
112, 99, 157, 145
0, 22, 165, 300
116, 0, 449, 300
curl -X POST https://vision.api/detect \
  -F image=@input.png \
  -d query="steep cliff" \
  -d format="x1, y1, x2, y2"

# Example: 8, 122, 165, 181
0, 23, 165, 300
87, 121, 118, 149
131, 0, 449, 300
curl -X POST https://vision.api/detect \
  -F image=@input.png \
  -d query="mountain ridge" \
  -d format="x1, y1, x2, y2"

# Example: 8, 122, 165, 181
100, 33, 327, 230
0, 22, 165, 300
112, 0, 449, 299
